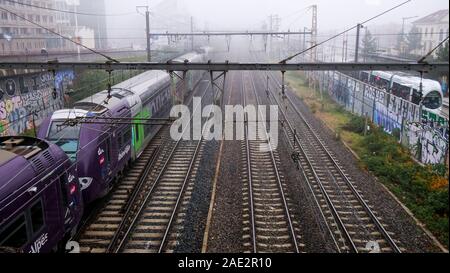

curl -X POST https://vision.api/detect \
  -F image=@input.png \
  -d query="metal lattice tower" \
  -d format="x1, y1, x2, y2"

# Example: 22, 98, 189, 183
311, 5, 318, 62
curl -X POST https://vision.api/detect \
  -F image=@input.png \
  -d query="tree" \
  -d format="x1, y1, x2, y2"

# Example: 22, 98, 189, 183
405, 26, 422, 55
396, 32, 405, 49
435, 41, 449, 61
362, 30, 377, 58
433, 41, 449, 97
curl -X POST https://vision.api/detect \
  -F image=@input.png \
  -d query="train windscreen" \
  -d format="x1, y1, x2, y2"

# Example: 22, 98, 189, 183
422, 91, 443, 110
47, 121, 81, 162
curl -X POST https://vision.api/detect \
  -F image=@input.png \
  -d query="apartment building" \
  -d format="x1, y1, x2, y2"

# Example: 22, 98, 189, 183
412, 9, 449, 56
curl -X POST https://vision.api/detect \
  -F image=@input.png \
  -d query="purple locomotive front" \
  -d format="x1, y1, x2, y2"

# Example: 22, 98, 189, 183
38, 92, 133, 204
0, 136, 83, 253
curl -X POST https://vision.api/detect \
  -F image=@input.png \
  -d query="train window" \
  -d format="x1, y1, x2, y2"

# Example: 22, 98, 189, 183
48, 121, 80, 163
422, 91, 442, 110
0, 214, 28, 248
30, 200, 44, 234
360, 72, 369, 81
392, 82, 411, 100
48, 121, 81, 141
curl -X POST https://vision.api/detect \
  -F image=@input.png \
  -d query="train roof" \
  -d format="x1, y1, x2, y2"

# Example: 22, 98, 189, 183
368, 71, 442, 92
74, 90, 125, 113
172, 52, 203, 63
0, 137, 52, 201
50, 109, 91, 120
113, 70, 170, 96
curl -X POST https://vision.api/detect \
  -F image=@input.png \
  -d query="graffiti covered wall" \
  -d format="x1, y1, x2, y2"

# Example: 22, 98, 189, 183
404, 110, 449, 164
310, 70, 449, 165
0, 70, 74, 136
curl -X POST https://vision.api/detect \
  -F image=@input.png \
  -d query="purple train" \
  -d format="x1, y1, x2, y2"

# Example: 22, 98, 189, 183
38, 50, 208, 205
0, 136, 83, 253
0, 49, 209, 253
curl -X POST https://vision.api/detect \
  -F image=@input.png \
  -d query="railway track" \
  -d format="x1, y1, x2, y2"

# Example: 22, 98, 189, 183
76, 80, 211, 253
76, 126, 169, 253
240, 72, 303, 253
105, 82, 212, 253
257, 69, 402, 253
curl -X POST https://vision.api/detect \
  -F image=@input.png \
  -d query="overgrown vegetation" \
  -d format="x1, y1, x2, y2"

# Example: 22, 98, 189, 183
361, 127, 449, 246
287, 71, 449, 248
20, 128, 37, 137
342, 115, 366, 135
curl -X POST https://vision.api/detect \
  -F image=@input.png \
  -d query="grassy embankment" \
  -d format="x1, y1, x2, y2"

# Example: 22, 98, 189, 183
286, 71, 449, 248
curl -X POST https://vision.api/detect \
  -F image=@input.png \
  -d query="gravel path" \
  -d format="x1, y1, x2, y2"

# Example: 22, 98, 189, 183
175, 139, 219, 253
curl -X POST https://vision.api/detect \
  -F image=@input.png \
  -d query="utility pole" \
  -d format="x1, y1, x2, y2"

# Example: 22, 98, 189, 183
344, 33, 348, 62
355, 23, 362, 62
74, 4, 80, 61
310, 5, 317, 62
191, 16, 194, 51
303, 27, 307, 53
364, 26, 368, 62
269, 15, 273, 56
402, 16, 418, 38
137, 6, 151, 62
267, 14, 280, 57
401, 16, 418, 55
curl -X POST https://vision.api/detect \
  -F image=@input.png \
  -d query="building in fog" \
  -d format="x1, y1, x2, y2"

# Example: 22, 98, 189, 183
0, 0, 95, 55
77, 0, 108, 49
52, 0, 78, 52
0, 0, 56, 55
412, 9, 449, 56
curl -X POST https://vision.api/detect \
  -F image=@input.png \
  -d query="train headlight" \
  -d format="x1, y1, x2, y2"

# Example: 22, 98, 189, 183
69, 183, 77, 195
79, 177, 93, 191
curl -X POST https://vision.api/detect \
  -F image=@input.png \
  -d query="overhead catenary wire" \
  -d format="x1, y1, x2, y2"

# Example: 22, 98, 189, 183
279, 0, 412, 63
2, 0, 136, 16
0, 6, 120, 63
0, 51, 183, 135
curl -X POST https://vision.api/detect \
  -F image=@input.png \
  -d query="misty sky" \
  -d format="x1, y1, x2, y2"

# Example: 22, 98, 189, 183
106, 0, 449, 32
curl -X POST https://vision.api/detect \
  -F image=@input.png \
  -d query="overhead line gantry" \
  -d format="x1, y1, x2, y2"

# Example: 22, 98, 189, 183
1, 62, 447, 72
2, 61, 446, 106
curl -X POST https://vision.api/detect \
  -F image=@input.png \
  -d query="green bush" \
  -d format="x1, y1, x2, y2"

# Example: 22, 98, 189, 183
343, 115, 366, 134
310, 103, 318, 113
392, 128, 401, 140
359, 126, 449, 247
432, 164, 448, 177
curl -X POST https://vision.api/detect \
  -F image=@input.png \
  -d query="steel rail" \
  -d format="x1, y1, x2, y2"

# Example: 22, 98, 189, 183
247, 71, 300, 253
240, 73, 257, 253
268, 71, 401, 253
113, 82, 210, 253
106, 146, 161, 252
251, 68, 345, 252
158, 86, 217, 253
